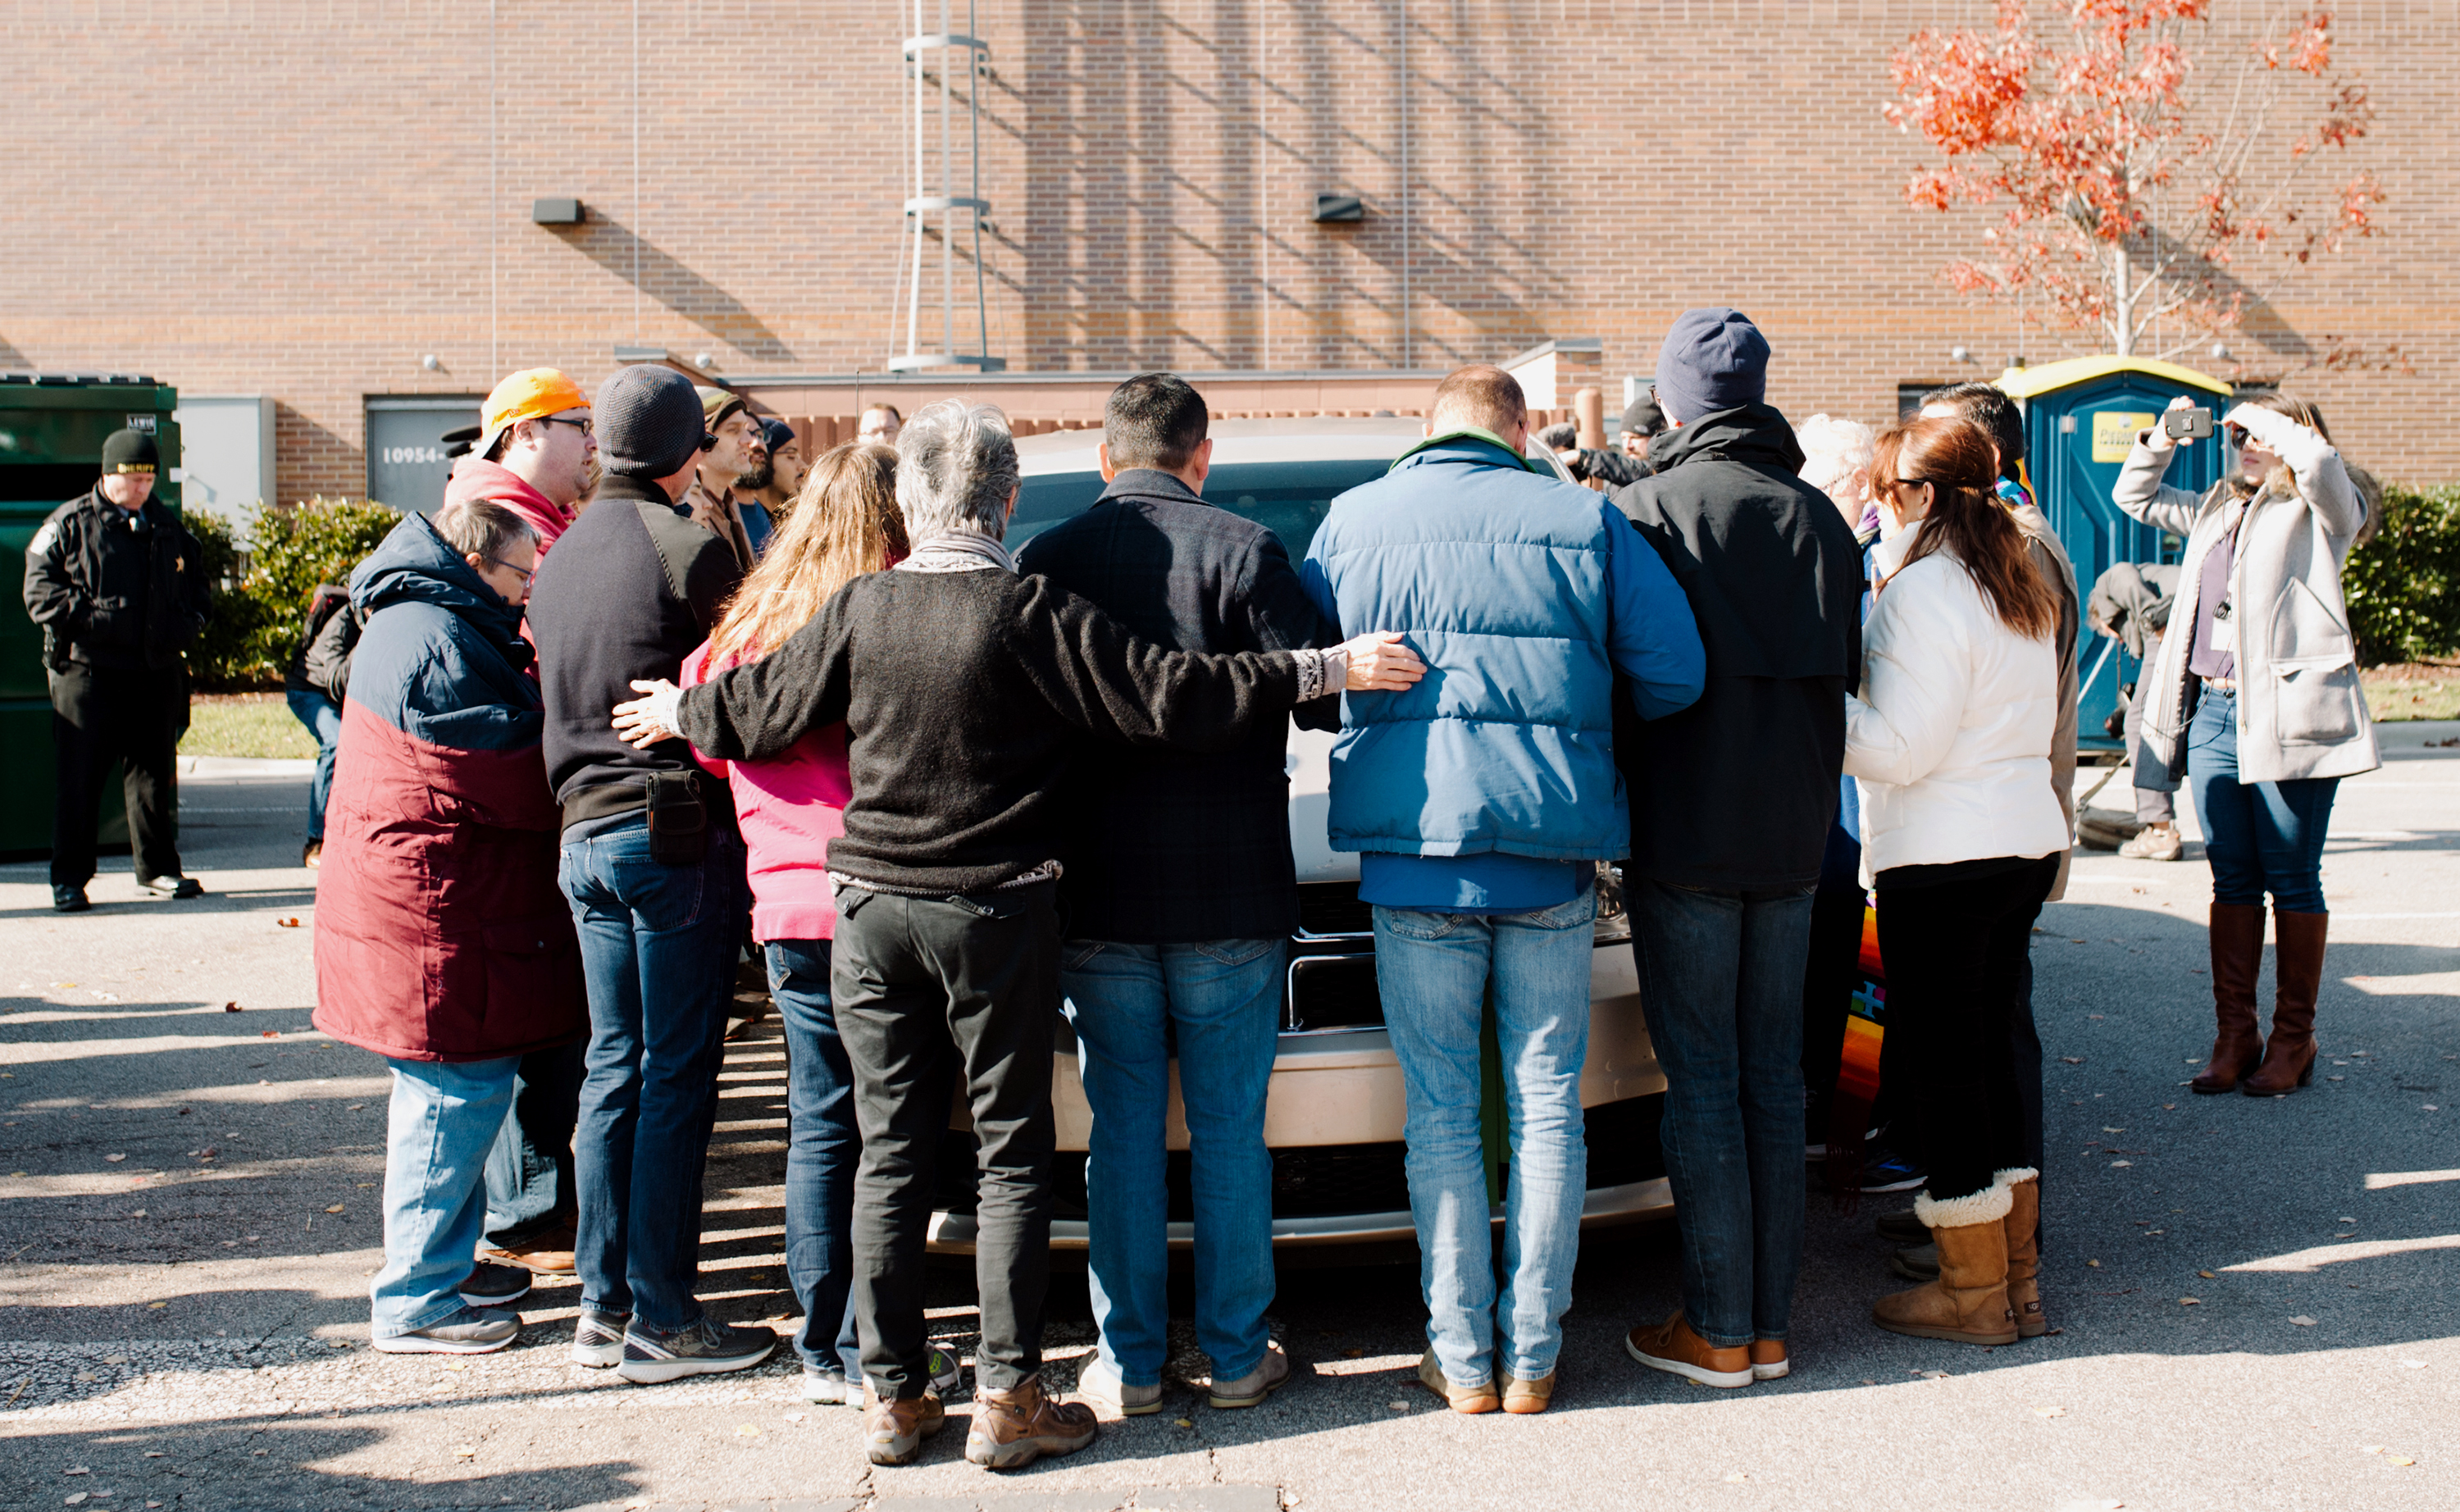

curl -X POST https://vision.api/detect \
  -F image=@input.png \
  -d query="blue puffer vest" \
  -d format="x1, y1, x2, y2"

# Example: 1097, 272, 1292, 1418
1301, 432, 1629, 861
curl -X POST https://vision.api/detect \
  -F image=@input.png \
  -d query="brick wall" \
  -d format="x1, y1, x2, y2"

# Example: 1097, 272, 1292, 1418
2, 0, 2449, 502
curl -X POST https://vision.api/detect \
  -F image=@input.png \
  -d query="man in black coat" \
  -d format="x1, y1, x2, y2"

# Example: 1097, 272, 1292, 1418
1012, 374, 1335, 1416
20, 428, 211, 912
1608, 309, 1864, 1388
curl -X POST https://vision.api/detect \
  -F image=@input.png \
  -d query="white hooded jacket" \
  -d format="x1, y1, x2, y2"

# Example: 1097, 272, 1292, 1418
1845, 522, 2070, 884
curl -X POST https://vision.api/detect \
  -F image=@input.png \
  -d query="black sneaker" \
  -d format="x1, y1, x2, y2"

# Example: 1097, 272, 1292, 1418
571, 1305, 630, 1369
1856, 1144, 1928, 1194
617, 1314, 777, 1383
52, 886, 90, 913
137, 874, 205, 899
458, 1260, 532, 1308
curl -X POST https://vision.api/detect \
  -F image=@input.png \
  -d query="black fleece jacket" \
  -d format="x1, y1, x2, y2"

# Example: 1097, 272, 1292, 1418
1610, 403, 1865, 890
529, 474, 745, 811
673, 566, 1309, 897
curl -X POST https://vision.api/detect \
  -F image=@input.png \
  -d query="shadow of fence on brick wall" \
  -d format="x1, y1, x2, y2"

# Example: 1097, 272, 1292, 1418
543, 214, 793, 363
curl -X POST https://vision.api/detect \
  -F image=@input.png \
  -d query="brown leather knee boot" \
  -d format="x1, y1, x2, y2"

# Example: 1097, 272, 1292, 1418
2244, 909, 2326, 1096
2192, 903, 2268, 1094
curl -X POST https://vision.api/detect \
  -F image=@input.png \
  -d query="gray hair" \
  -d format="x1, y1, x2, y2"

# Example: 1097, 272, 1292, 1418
1794, 413, 1875, 494
431, 498, 539, 565
895, 399, 1019, 541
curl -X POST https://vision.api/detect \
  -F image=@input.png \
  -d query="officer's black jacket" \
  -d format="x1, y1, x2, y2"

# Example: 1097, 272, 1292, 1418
21, 488, 211, 672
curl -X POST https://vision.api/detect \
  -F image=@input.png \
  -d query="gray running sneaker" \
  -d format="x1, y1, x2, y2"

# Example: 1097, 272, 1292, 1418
372, 1305, 519, 1355
617, 1314, 777, 1383
570, 1305, 630, 1369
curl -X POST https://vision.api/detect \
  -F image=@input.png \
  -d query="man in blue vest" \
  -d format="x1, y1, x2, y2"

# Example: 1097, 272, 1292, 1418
1301, 365, 1705, 1414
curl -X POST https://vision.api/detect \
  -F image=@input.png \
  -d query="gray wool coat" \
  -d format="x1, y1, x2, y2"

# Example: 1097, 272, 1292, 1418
2112, 424, 2380, 786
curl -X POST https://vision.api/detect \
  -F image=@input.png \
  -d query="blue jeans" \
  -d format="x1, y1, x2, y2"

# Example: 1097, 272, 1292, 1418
481, 1042, 584, 1241
285, 689, 343, 841
768, 938, 863, 1378
558, 816, 748, 1330
2188, 685, 2338, 913
1061, 937, 1283, 1387
1374, 888, 1597, 1387
371, 1056, 519, 1336
1629, 878, 1812, 1349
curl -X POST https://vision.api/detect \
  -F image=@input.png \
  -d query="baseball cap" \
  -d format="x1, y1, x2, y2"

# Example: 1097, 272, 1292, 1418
479, 368, 591, 453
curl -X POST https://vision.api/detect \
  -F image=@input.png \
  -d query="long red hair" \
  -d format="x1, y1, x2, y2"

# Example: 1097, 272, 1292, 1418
1872, 417, 2058, 640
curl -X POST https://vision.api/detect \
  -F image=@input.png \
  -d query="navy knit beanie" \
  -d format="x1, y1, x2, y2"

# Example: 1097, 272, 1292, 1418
596, 366, 708, 477
1653, 307, 1770, 424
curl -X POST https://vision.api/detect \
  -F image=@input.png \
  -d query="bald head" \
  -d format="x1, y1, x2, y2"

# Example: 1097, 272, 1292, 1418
1428, 365, 1528, 447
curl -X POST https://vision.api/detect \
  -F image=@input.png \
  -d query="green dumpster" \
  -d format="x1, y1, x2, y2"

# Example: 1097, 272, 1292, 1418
1994, 355, 2231, 751
0, 374, 184, 858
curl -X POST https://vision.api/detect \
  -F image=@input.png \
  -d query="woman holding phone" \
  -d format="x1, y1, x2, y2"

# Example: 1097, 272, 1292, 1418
1845, 415, 2068, 1347
2113, 394, 2380, 1098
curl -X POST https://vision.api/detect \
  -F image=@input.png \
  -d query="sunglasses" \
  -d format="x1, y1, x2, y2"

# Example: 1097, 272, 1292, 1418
537, 415, 593, 437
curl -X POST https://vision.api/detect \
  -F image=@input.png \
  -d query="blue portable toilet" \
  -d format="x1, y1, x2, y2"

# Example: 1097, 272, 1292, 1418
1993, 355, 2231, 751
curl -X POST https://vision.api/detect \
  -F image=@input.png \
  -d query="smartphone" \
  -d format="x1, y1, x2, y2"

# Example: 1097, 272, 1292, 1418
2164, 407, 2215, 441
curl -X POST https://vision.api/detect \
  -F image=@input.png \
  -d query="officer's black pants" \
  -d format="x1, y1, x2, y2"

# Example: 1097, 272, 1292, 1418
49, 663, 184, 890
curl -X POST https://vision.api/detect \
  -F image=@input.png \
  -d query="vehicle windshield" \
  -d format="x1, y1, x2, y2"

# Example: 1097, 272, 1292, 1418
1011, 458, 1396, 560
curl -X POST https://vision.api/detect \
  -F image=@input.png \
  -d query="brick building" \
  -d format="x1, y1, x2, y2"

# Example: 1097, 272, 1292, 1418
3, 0, 2449, 513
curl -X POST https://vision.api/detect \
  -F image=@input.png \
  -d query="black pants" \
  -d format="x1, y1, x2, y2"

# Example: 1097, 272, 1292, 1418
831, 879, 1059, 1398
1875, 856, 2059, 1202
1798, 877, 1867, 1111
49, 663, 184, 890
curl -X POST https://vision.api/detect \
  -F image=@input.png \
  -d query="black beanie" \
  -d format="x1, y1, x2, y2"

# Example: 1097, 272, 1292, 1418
595, 366, 708, 478
1620, 396, 1667, 439
101, 428, 161, 475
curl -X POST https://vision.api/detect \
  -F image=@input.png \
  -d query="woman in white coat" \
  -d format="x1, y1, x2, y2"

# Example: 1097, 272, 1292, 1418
2115, 394, 2379, 1098
1845, 417, 2068, 1350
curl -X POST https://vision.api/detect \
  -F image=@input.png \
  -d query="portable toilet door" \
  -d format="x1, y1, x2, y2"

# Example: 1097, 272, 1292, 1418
1994, 355, 2231, 752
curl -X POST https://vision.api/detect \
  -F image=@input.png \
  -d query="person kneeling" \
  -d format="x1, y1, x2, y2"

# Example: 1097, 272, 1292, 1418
313, 499, 585, 1354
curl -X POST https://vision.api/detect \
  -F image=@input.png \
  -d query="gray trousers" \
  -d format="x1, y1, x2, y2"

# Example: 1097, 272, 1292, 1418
2130, 633, 2181, 825
831, 878, 1060, 1398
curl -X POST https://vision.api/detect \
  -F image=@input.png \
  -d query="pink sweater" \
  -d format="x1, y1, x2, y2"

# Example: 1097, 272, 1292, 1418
680, 641, 849, 943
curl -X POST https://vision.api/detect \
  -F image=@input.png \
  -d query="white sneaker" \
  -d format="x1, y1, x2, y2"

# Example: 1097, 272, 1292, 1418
2118, 824, 2184, 861
802, 1365, 857, 1405
1075, 1355, 1164, 1416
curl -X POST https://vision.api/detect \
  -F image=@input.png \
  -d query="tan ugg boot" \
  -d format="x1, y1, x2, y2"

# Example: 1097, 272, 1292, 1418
1997, 1167, 2045, 1339
1871, 1181, 2017, 1346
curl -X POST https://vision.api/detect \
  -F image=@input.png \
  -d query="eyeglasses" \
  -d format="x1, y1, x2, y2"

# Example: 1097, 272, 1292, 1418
699, 430, 719, 450
537, 415, 593, 436
489, 558, 535, 585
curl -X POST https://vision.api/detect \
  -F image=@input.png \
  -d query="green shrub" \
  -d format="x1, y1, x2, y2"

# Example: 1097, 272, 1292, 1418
2345, 482, 2460, 665
190, 497, 400, 689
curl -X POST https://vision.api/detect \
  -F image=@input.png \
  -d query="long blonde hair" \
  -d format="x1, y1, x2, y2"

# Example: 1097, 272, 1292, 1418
708, 442, 908, 664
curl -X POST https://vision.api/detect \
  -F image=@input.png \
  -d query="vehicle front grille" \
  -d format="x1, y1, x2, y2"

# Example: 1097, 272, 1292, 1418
934, 1093, 1665, 1228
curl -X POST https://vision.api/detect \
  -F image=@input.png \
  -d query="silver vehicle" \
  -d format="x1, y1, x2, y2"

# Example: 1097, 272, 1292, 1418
925, 417, 1670, 1252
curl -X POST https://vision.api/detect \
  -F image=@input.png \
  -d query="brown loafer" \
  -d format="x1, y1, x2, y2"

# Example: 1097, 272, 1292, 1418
1501, 1370, 1555, 1414
1417, 1350, 1499, 1414
965, 1372, 1097, 1470
863, 1388, 947, 1466
1624, 1311, 1752, 1388
476, 1218, 577, 1276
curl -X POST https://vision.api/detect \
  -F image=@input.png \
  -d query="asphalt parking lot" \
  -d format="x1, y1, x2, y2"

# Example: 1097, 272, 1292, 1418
2, 738, 2454, 1512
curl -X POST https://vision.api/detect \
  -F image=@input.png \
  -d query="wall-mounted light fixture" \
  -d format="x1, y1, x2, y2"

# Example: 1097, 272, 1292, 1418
1312, 194, 1365, 224
420, 354, 442, 371
2210, 342, 2232, 361
532, 198, 585, 225
1949, 344, 1973, 364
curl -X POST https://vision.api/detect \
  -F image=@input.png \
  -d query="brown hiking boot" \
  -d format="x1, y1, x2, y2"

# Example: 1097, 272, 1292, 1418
863, 1389, 947, 1466
1998, 1168, 2046, 1338
1872, 1183, 2017, 1346
2244, 909, 2326, 1097
964, 1373, 1097, 1470
1624, 1311, 1751, 1388
2194, 903, 2268, 1094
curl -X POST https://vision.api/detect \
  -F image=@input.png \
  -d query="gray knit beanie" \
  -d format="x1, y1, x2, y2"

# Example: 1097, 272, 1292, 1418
595, 365, 707, 478
1653, 307, 1770, 425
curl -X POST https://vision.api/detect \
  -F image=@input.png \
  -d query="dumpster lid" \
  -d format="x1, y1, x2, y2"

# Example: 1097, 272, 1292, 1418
1993, 354, 2230, 400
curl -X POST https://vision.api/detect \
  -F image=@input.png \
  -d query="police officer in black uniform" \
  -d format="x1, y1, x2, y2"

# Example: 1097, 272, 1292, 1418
21, 427, 212, 912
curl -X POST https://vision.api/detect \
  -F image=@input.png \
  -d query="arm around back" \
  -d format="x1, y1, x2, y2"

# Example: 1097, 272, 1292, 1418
1603, 507, 1706, 719
675, 590, 855, 764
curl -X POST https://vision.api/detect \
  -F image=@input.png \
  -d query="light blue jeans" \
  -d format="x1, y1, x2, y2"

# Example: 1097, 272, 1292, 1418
285, 689, 342, 842
371, 1055, 520, 1337
1374, 888, 1596, 1387
1062, 937, 1283, 1387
